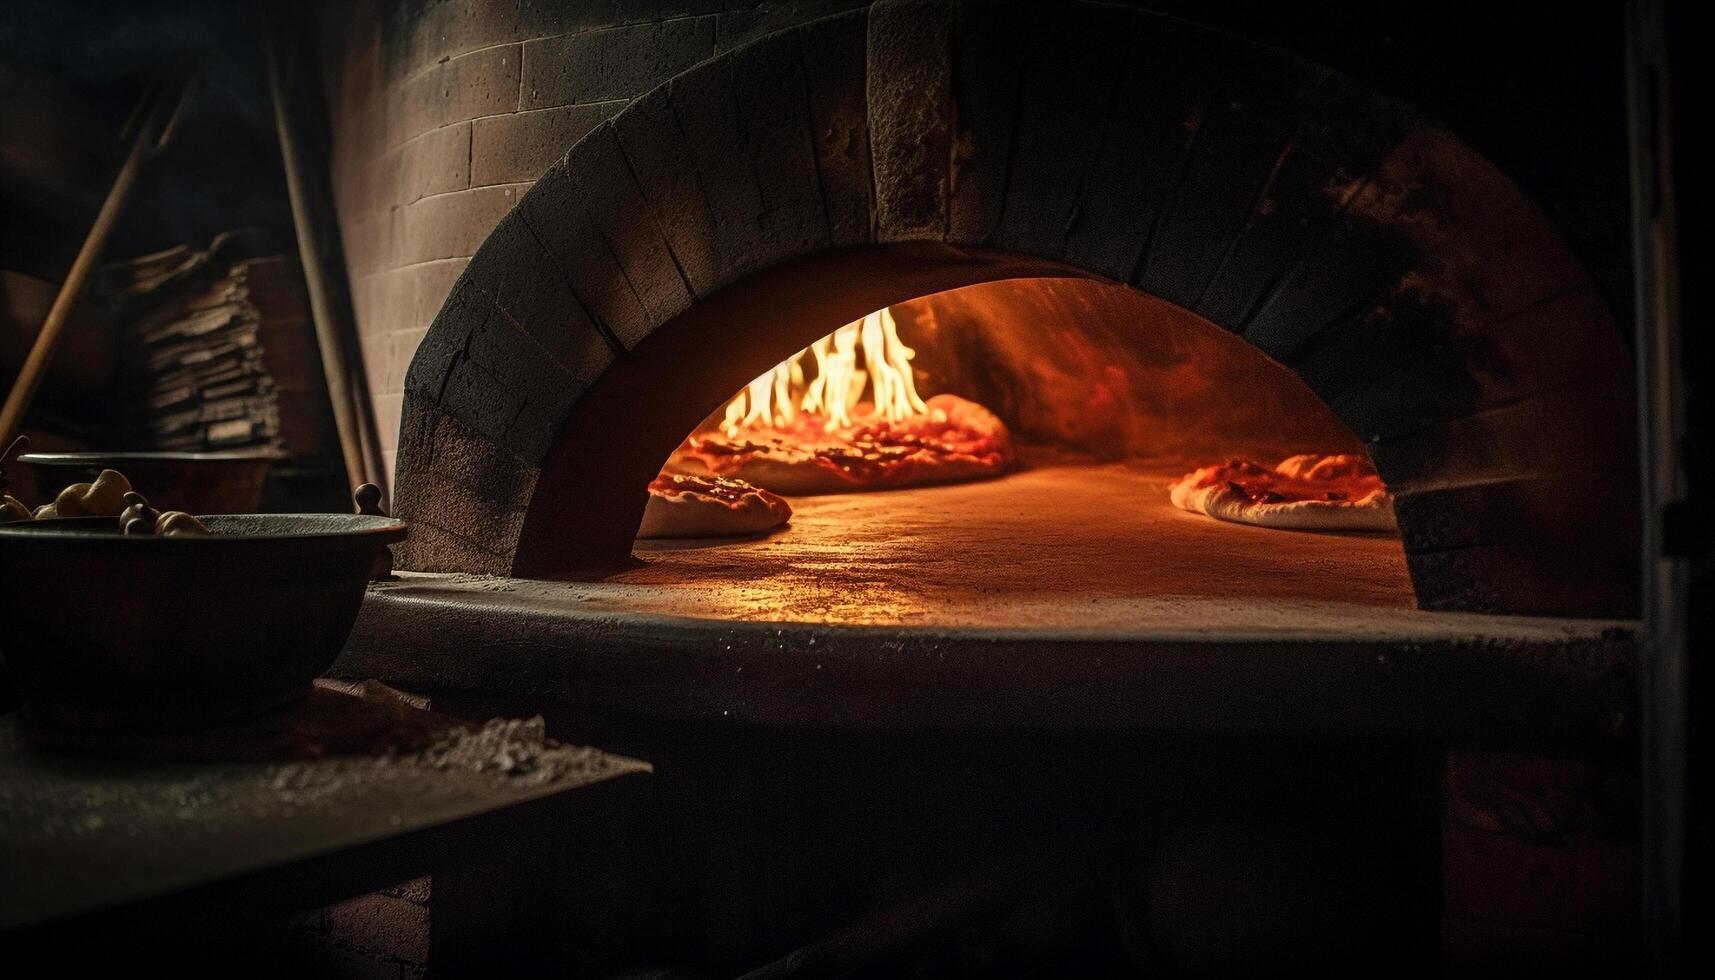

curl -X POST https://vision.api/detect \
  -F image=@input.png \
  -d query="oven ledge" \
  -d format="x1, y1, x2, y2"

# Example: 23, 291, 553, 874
332, 573, 1636, 742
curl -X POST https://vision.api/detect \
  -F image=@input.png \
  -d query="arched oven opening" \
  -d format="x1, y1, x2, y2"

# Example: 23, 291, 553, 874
388, 4, 1637, 622
616, 272, 1419, 625
402, 231, 1636, 621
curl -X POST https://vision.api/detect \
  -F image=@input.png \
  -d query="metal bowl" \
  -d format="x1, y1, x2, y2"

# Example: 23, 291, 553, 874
0, 514, 406, 732
17, 450, 285, 516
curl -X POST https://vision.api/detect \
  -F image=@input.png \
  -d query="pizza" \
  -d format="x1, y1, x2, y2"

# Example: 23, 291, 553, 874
637, 473, 792, 539
1168, 453, 1396, 532
666, 393, 1014, 496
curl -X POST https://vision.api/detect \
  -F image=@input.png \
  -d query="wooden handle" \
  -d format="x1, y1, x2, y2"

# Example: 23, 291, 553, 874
268, 40, 383, 499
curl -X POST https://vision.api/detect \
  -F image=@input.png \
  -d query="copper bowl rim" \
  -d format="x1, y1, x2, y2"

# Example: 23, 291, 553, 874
16, 449, 288, 464
0, 513, 407, 543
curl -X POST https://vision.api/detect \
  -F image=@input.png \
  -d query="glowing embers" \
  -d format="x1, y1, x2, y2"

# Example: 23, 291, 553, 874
664, 308, 1014, 495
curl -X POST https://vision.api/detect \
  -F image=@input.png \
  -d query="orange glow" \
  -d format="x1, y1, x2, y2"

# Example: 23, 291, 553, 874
666, 304, 1013, 496
718, 307, 939, 439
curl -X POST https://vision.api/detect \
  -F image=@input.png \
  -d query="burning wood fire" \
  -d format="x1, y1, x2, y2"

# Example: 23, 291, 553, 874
661, 307, 1015, 497
720, 308, 926, 434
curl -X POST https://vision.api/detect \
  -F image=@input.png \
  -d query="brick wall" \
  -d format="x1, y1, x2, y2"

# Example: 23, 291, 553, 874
320, 0, 867, 479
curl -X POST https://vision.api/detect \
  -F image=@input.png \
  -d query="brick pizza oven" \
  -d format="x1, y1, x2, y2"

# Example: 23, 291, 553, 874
326, 0, 1635, 619
316, 0, 1651, 973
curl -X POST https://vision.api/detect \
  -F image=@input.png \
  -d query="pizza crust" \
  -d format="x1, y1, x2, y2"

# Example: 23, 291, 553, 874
1170, 481, 1396, 532
667, 393, 1014, 496
1169, 455, 1397, 533
638, 474, 792, 539
667, 447, 1005, 496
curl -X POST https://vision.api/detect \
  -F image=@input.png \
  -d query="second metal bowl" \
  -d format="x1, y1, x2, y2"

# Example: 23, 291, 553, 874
0, 513, 405, 732
18, 449, 285, 516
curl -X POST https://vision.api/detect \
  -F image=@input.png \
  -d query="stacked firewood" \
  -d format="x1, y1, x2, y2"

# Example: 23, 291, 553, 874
98, 232, 334, 458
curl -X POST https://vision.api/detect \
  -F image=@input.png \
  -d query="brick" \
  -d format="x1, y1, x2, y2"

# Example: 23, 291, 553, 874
1242, 126, 1485, 358
380, 875, 432, 906
396, 513, 512, 574
613, 87, 721, 296
406, 257, 470, 326
470, 102, 618, 186
1284, 299, 1444, 408
1406, 537, 1638, 617
340, 212, 399, 278
1134, 30, 1324, 310
393, 404, 534, 573
389, 122, 472, 207
729, 28, 829, 261
797, 10, 873, 247
395, 1, 734, 78
395, 184, 527, 266
334, 152, 385, 226
1193, 75, 1411, 329
991, 3, 1134, 262
388, 328, 430, 393
666, 56, 774, 283
520, 16, 715, 110
374, 391, 405, 453
1392, 469, 1637, 555
1406, 182, 1590, 331
404, 277, 590, 468
1364, 375, 1635, 487
515, 161, 654, 349
367, 266, 417, 337
327, 892, 429, 964
403, 458, 536, 564
358, 325, 389, 401
408, 404, 541, 514
348, 273, 379, 338
1253, 130, 1588, 382
715, 0, 868, 51
393, 43, 520, 145
555, 124, 695, 335
867, 0, 953, 241
946, 0, 1029, 245
391, 0, 523, 77
441, 331, 563, 463
461, 210, 620, 378
1327, 289, 1626, 446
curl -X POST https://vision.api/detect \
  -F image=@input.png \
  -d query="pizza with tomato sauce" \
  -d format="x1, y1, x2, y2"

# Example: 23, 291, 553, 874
665, 393, 1014, 496
1168, 453, 1396, 532
638, 473, 793, 539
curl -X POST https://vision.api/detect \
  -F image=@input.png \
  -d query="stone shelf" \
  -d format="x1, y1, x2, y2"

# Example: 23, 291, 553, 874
338, 465, 1635, 739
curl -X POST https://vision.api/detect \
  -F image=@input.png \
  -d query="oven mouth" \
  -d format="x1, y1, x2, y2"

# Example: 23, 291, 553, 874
386, 5, 1640, 623
610, 274, 1411, 625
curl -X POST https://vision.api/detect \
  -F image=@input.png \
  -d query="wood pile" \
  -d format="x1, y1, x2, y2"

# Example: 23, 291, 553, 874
98, 231, 335, 459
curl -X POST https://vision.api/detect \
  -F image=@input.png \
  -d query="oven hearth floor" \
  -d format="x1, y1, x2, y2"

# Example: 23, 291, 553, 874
340, 465, 1635, 738
622, 462, 1415, 629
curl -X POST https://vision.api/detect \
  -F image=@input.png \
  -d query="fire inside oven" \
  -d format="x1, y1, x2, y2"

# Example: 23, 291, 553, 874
626, 277, 1416, 624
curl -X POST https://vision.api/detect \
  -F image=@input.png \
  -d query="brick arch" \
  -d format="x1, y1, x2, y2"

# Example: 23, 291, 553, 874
394, 0, 1637, 617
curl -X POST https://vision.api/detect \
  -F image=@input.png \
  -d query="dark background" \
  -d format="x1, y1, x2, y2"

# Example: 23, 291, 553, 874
0, 0, 1633, 323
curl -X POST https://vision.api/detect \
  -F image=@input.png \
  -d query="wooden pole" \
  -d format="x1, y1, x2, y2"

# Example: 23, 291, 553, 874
267, 41, 376, 495
0, 83, 185, 445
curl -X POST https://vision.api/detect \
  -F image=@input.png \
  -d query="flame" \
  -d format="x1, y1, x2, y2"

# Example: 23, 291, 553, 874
719, 308, 935, 437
